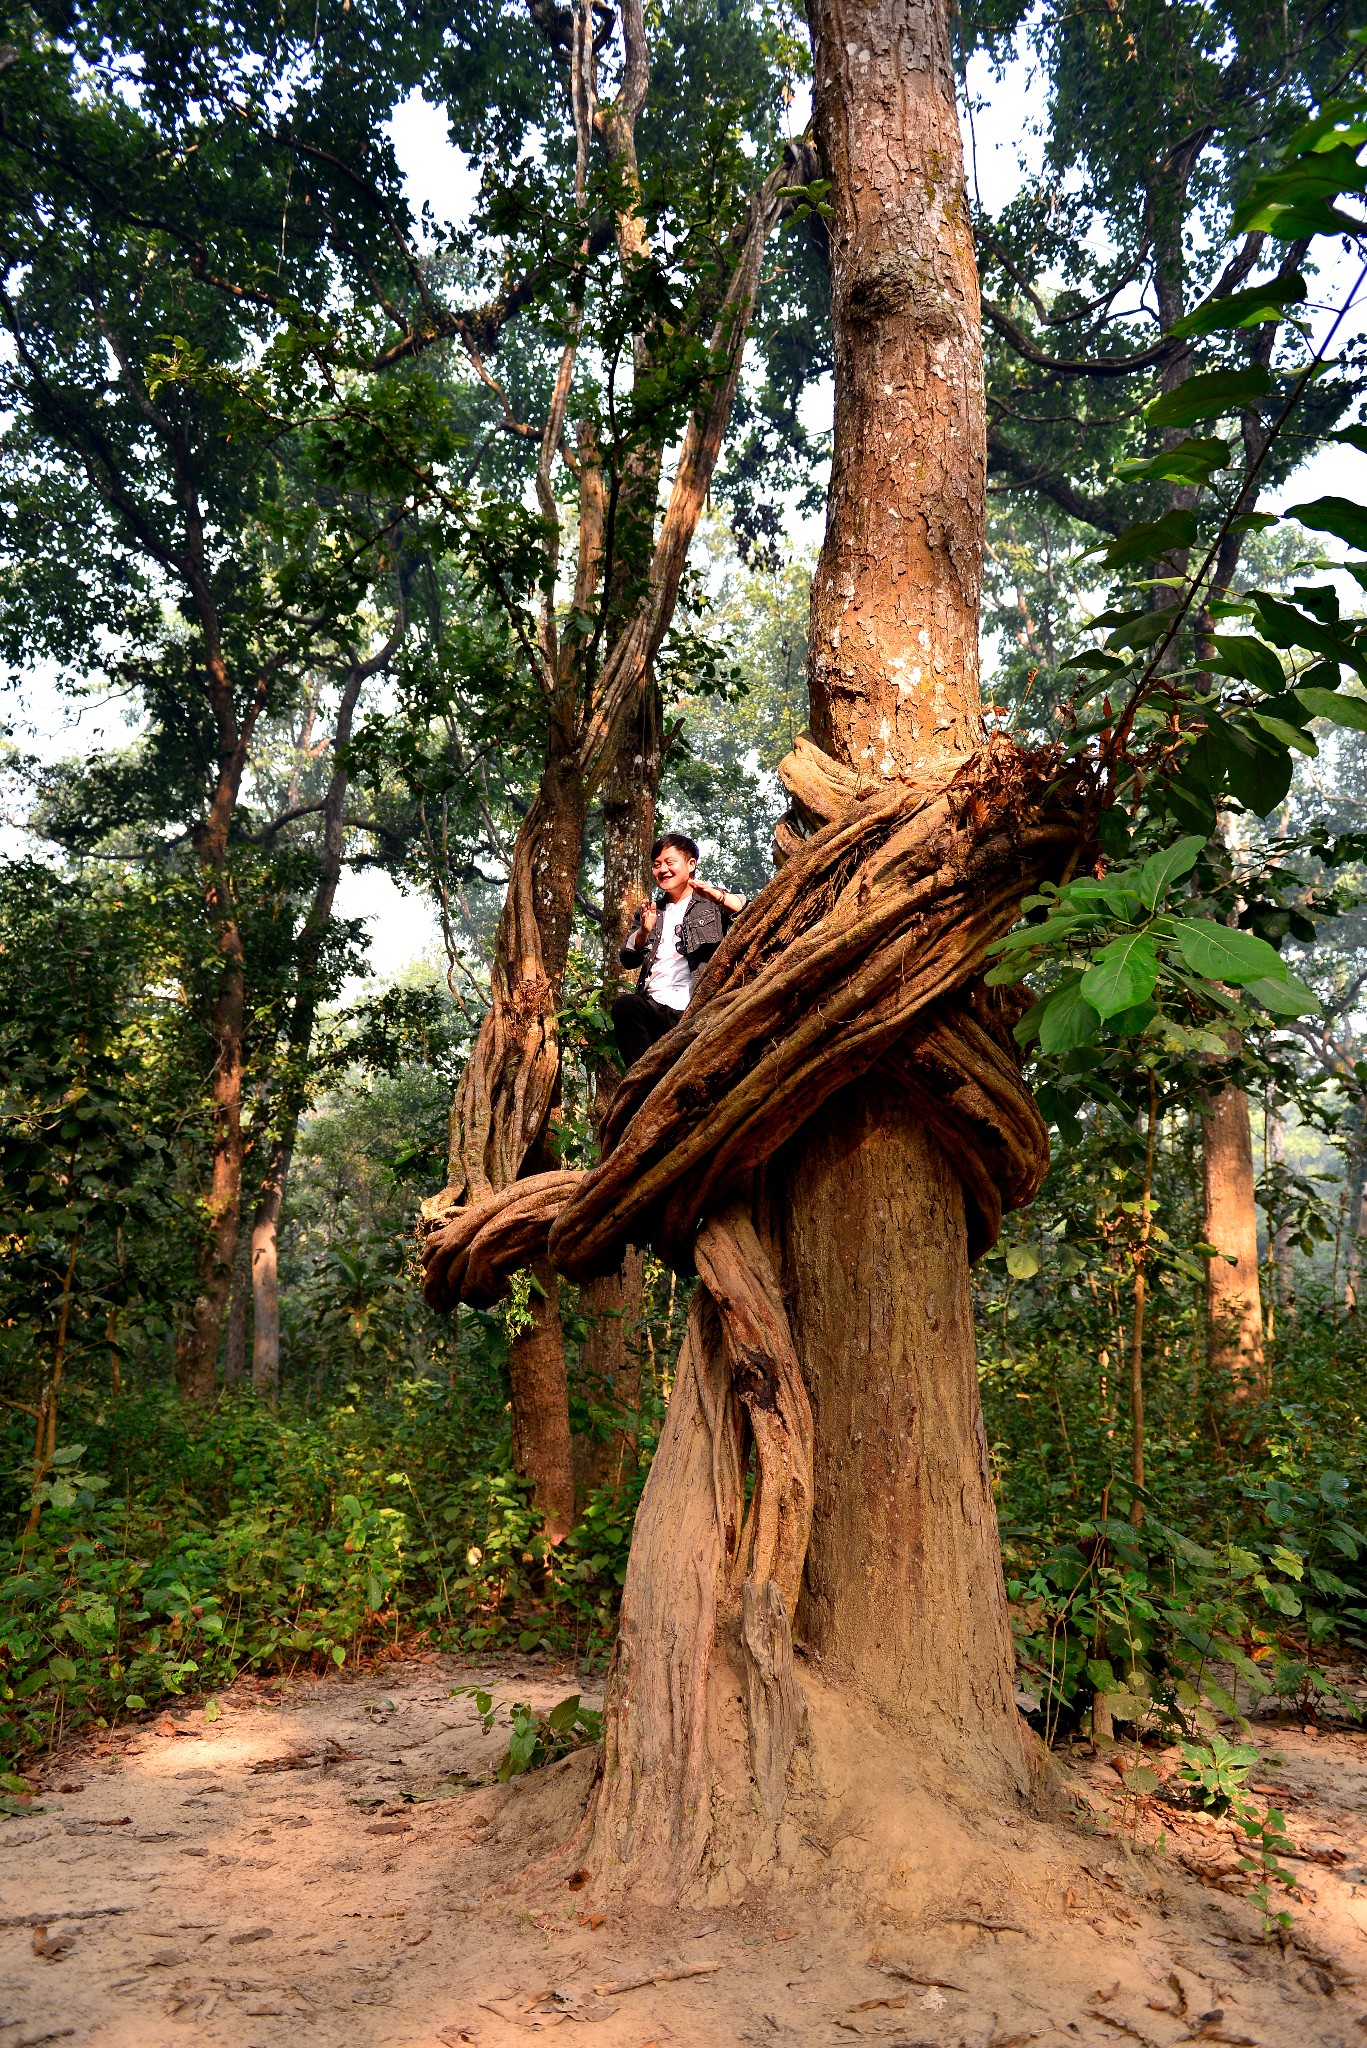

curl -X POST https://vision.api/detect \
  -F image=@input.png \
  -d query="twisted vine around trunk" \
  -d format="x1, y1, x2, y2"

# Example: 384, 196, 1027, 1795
421, 730, 1086, 1897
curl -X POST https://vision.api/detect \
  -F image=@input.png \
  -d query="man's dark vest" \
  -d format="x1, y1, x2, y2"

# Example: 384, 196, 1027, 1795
620, 891, 735, 993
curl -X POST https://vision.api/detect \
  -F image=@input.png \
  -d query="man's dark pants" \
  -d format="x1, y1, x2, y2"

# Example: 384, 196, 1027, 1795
612, 990, 683, 1070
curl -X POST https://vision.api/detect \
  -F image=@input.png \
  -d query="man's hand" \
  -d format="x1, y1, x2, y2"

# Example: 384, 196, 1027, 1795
694, 878, 745, 912
636, 901, 658, 940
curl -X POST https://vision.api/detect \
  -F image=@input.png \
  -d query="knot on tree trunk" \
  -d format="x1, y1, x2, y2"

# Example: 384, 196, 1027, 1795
420, 729, 1078, 1313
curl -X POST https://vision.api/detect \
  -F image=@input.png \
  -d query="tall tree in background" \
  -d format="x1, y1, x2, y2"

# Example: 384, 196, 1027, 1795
424, 0, 816, 1539
0, 0, 461, 1397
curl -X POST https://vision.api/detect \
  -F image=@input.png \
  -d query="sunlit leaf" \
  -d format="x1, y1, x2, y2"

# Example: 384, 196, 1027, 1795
1244, 974, 1319, 1017
1115, 436, 1229, 484
1138, 836, 1205, 908
1169, 275, 1306, 338
1295, 685, 1367, 730
1288, 496, 1367, 553
1006, 1244, 1040, 1280
1247, 711, 1316, 756
1037, 980, 1101, 1054
1171, 921, 1288, 985
1080, 934, 1161, 1018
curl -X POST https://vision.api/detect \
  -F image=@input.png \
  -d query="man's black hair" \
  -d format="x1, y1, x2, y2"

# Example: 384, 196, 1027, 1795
651, 831, 699, 862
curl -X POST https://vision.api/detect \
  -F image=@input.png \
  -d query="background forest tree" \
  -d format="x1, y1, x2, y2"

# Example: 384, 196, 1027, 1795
2, 0, 1367, 1807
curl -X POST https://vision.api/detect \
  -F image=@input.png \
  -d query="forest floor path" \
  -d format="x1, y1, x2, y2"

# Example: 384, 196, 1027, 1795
4, 1654, 1366, 2048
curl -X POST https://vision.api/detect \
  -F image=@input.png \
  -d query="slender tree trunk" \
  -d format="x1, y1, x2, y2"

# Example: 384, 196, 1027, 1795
575, 686, 663, 1504
174, 835, 247, 1403
1129, 1072, 1157, 1528
510, 1255, 577, 1545
250, 1144, 292, 1402
1202, 1080, 1266, 1398
1342, 1108, 1367, 1309
245, 648, 391, 1400
222, 1223, 251, 1387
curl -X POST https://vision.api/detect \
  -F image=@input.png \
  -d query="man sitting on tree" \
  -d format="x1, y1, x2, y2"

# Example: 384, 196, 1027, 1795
612, 833, 747, 1069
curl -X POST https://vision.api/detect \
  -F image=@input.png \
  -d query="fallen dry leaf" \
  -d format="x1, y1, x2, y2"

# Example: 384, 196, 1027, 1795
849, 1992, 908, 2012
881, 1964, 968, 1993
31, 1925, 75, 1960
577, 1912, 606, 1930
228, 1926, 273, 1947
367, 1818, 411, 1836
594, 1960, 723, 1997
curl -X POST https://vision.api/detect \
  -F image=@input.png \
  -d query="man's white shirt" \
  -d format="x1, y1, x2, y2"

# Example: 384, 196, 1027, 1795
645, 891, 694, 1010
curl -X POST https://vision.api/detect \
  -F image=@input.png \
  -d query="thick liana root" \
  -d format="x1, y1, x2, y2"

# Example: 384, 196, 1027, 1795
420, 731, 1087, 1901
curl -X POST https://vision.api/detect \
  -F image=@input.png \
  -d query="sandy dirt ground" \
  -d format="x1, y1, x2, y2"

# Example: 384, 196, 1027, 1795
4, 1654, 1366, 2048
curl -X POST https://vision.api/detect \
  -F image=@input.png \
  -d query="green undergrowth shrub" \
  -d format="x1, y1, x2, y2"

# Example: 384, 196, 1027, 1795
984, 1300, 1367, 1743
0, 1371, 649, 1765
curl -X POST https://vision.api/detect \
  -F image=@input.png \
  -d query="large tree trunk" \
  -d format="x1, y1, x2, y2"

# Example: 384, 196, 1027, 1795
779, 0, 1020, 1788
776, 1092, 1020, 1772
1202, 1081, 1267, 1398
581, 0, 1030, 1903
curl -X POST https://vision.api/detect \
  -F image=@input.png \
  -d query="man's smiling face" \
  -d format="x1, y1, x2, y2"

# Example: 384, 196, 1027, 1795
652, 844, 696, 900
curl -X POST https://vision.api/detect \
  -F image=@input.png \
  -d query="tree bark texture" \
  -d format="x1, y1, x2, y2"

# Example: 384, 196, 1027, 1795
574, 0, 1032, 1897
806, 0, 984, 784
418, 0, 1068, 1905
776, 1088, 1020, 1773
509, 1256, 577, 1546
1202, 1082, 1267, 1398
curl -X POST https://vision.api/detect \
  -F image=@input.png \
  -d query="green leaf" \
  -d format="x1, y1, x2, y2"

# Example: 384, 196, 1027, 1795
1247, 711, 1317, 757
1244, 974, 1320, 1017
1097, 509, 1199, 568
1170, 920, 1288, 986
1081, 935, 1161, 1018
47, 1656, 79, 1684
1123, 1764, 1162, 1795
1115, 436, 1230, 485
1037, 981, 1101, 1054
1209, 634, 1285, 693
1253, 593, 1350, 662
1144, 367, 1273, 429
1138, 836, 1205, 909
1288, 496, 1367, 554
1006, 1244, 1040, 1280
124, 1694, 147, 1711
1295, 686, 1367, 731
1169, 275, 1306, 338
1060, 649, 1130, 672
